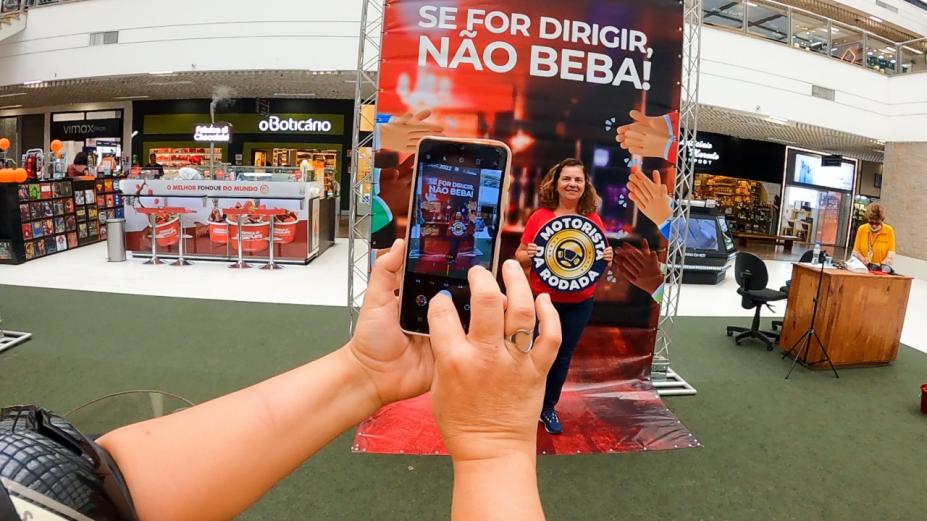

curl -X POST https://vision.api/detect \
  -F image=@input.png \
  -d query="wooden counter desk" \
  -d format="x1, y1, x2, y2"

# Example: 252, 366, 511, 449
780, 263, 912, 367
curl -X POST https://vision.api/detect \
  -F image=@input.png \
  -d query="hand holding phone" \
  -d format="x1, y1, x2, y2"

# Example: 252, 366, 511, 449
398, 137, 512, 335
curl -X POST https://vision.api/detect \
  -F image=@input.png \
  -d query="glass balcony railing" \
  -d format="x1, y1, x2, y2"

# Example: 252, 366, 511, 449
704, 0, 927, 75
1, 0, 85, 14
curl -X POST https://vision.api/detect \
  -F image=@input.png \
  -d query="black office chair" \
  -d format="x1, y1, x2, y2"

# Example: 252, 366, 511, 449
726, 253, 788, 350
772, 249, 822, 331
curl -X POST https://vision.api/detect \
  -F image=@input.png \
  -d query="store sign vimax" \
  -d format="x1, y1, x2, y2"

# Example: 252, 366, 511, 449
259, 115, 333, 133
194, 122, 233, 143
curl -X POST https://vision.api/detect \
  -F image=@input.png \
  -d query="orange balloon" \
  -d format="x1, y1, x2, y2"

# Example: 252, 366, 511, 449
0, 138, 9, 151
50, 139, 63, 153
13, 168, 27, 183
0, 171, 12, 183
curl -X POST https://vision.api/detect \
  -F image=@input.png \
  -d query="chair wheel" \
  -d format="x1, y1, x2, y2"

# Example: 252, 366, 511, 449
735, 340, 742, 345
726, 331, 733, 337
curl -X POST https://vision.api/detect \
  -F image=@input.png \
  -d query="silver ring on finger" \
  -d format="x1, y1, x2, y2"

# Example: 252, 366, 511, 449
507, 328, 535, 353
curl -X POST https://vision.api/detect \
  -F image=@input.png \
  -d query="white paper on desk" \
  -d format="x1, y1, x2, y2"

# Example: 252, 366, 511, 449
845, 256, 869, 273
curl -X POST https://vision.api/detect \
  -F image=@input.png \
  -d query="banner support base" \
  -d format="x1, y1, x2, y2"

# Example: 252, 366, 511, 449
0, 330, 31, 355
652, 368, 697, 396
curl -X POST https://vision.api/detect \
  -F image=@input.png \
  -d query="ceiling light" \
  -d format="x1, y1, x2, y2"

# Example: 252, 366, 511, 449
766, 137, 798, 145
0, 92, 26, 98
149, 70, 175, 76
0, 104, 23, 110
766, 116, 790, 125
869, 16, 883, 23
746, 1, 757, 6
23, 80, 43, 86
150, 81, 195, 86
832, 27, 841, 33
114, 95, 150, 100
273, 93, 316, 97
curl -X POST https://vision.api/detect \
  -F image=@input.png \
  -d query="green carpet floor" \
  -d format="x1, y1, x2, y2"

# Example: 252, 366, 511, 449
1, 285, 926, 520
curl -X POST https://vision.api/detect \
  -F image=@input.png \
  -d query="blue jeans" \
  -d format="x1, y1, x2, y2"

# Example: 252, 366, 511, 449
541, 298, 595, 411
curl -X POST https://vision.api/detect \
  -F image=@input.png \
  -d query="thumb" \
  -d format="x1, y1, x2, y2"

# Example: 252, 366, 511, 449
629, 110, 648, 124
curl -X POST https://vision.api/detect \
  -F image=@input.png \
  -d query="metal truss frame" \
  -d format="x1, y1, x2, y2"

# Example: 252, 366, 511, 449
348, 0, 385, 333
653, 0, 703, 396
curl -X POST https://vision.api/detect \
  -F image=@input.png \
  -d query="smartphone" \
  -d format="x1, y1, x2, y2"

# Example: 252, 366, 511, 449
398, 137, 512, 335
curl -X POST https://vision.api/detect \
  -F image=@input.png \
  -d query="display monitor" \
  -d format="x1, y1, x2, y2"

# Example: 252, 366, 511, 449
687, 215, 719, 251
684, 214, 735, 254
793, 153, 855, 191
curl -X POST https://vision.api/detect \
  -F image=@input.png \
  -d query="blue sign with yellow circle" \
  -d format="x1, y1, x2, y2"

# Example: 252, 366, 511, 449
532, 215, 608, 292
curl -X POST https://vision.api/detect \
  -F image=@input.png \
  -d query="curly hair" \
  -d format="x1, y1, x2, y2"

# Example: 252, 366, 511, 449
866, 203, 885, 223
538, 158, 601, 216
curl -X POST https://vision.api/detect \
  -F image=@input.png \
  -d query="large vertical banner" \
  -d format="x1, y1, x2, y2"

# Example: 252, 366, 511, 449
358, 0, 698, 455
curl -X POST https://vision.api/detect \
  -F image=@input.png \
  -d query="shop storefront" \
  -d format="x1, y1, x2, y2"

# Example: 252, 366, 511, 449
690, 132, 785, 235
50, 110, 126, 175
778, 147, 859, 248
0, 106, 128, 264
120, 99, 353, 265
132, 99, 355, 210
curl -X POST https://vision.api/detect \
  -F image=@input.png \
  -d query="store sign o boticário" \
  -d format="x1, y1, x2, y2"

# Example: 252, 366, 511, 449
194, 122, 233, 143
258, 115, 333, 133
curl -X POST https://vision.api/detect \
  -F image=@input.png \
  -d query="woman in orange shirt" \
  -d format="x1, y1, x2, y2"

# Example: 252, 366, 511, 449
852, 203, 896, 271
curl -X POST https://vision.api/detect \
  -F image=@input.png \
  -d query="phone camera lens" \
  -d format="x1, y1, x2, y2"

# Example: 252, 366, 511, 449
459, 158, 464, 163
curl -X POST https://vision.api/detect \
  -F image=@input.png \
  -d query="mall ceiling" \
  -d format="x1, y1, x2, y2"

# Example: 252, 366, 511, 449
699, 105, 885, 163
0, 70, 367, 108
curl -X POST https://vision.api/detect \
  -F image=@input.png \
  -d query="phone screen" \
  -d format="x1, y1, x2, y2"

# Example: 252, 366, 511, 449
400, 138, 509, 335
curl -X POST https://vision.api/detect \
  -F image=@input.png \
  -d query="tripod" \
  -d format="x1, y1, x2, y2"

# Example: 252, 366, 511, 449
782, 260, 839, 379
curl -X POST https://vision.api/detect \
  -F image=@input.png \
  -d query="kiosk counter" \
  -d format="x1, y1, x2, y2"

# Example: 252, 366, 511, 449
119, 176, 336, 264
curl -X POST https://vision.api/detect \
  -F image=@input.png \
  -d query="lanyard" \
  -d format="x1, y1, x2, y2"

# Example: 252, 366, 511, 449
867, 229, 883, 262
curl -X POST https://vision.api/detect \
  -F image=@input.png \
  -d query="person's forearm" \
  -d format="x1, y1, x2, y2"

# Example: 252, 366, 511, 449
452, 449, 545, 521
99, 345, 380, 521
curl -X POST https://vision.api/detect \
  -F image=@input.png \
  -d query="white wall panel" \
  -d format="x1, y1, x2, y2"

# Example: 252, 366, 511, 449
700, 27, 927, 142
0, 0, 362, 83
